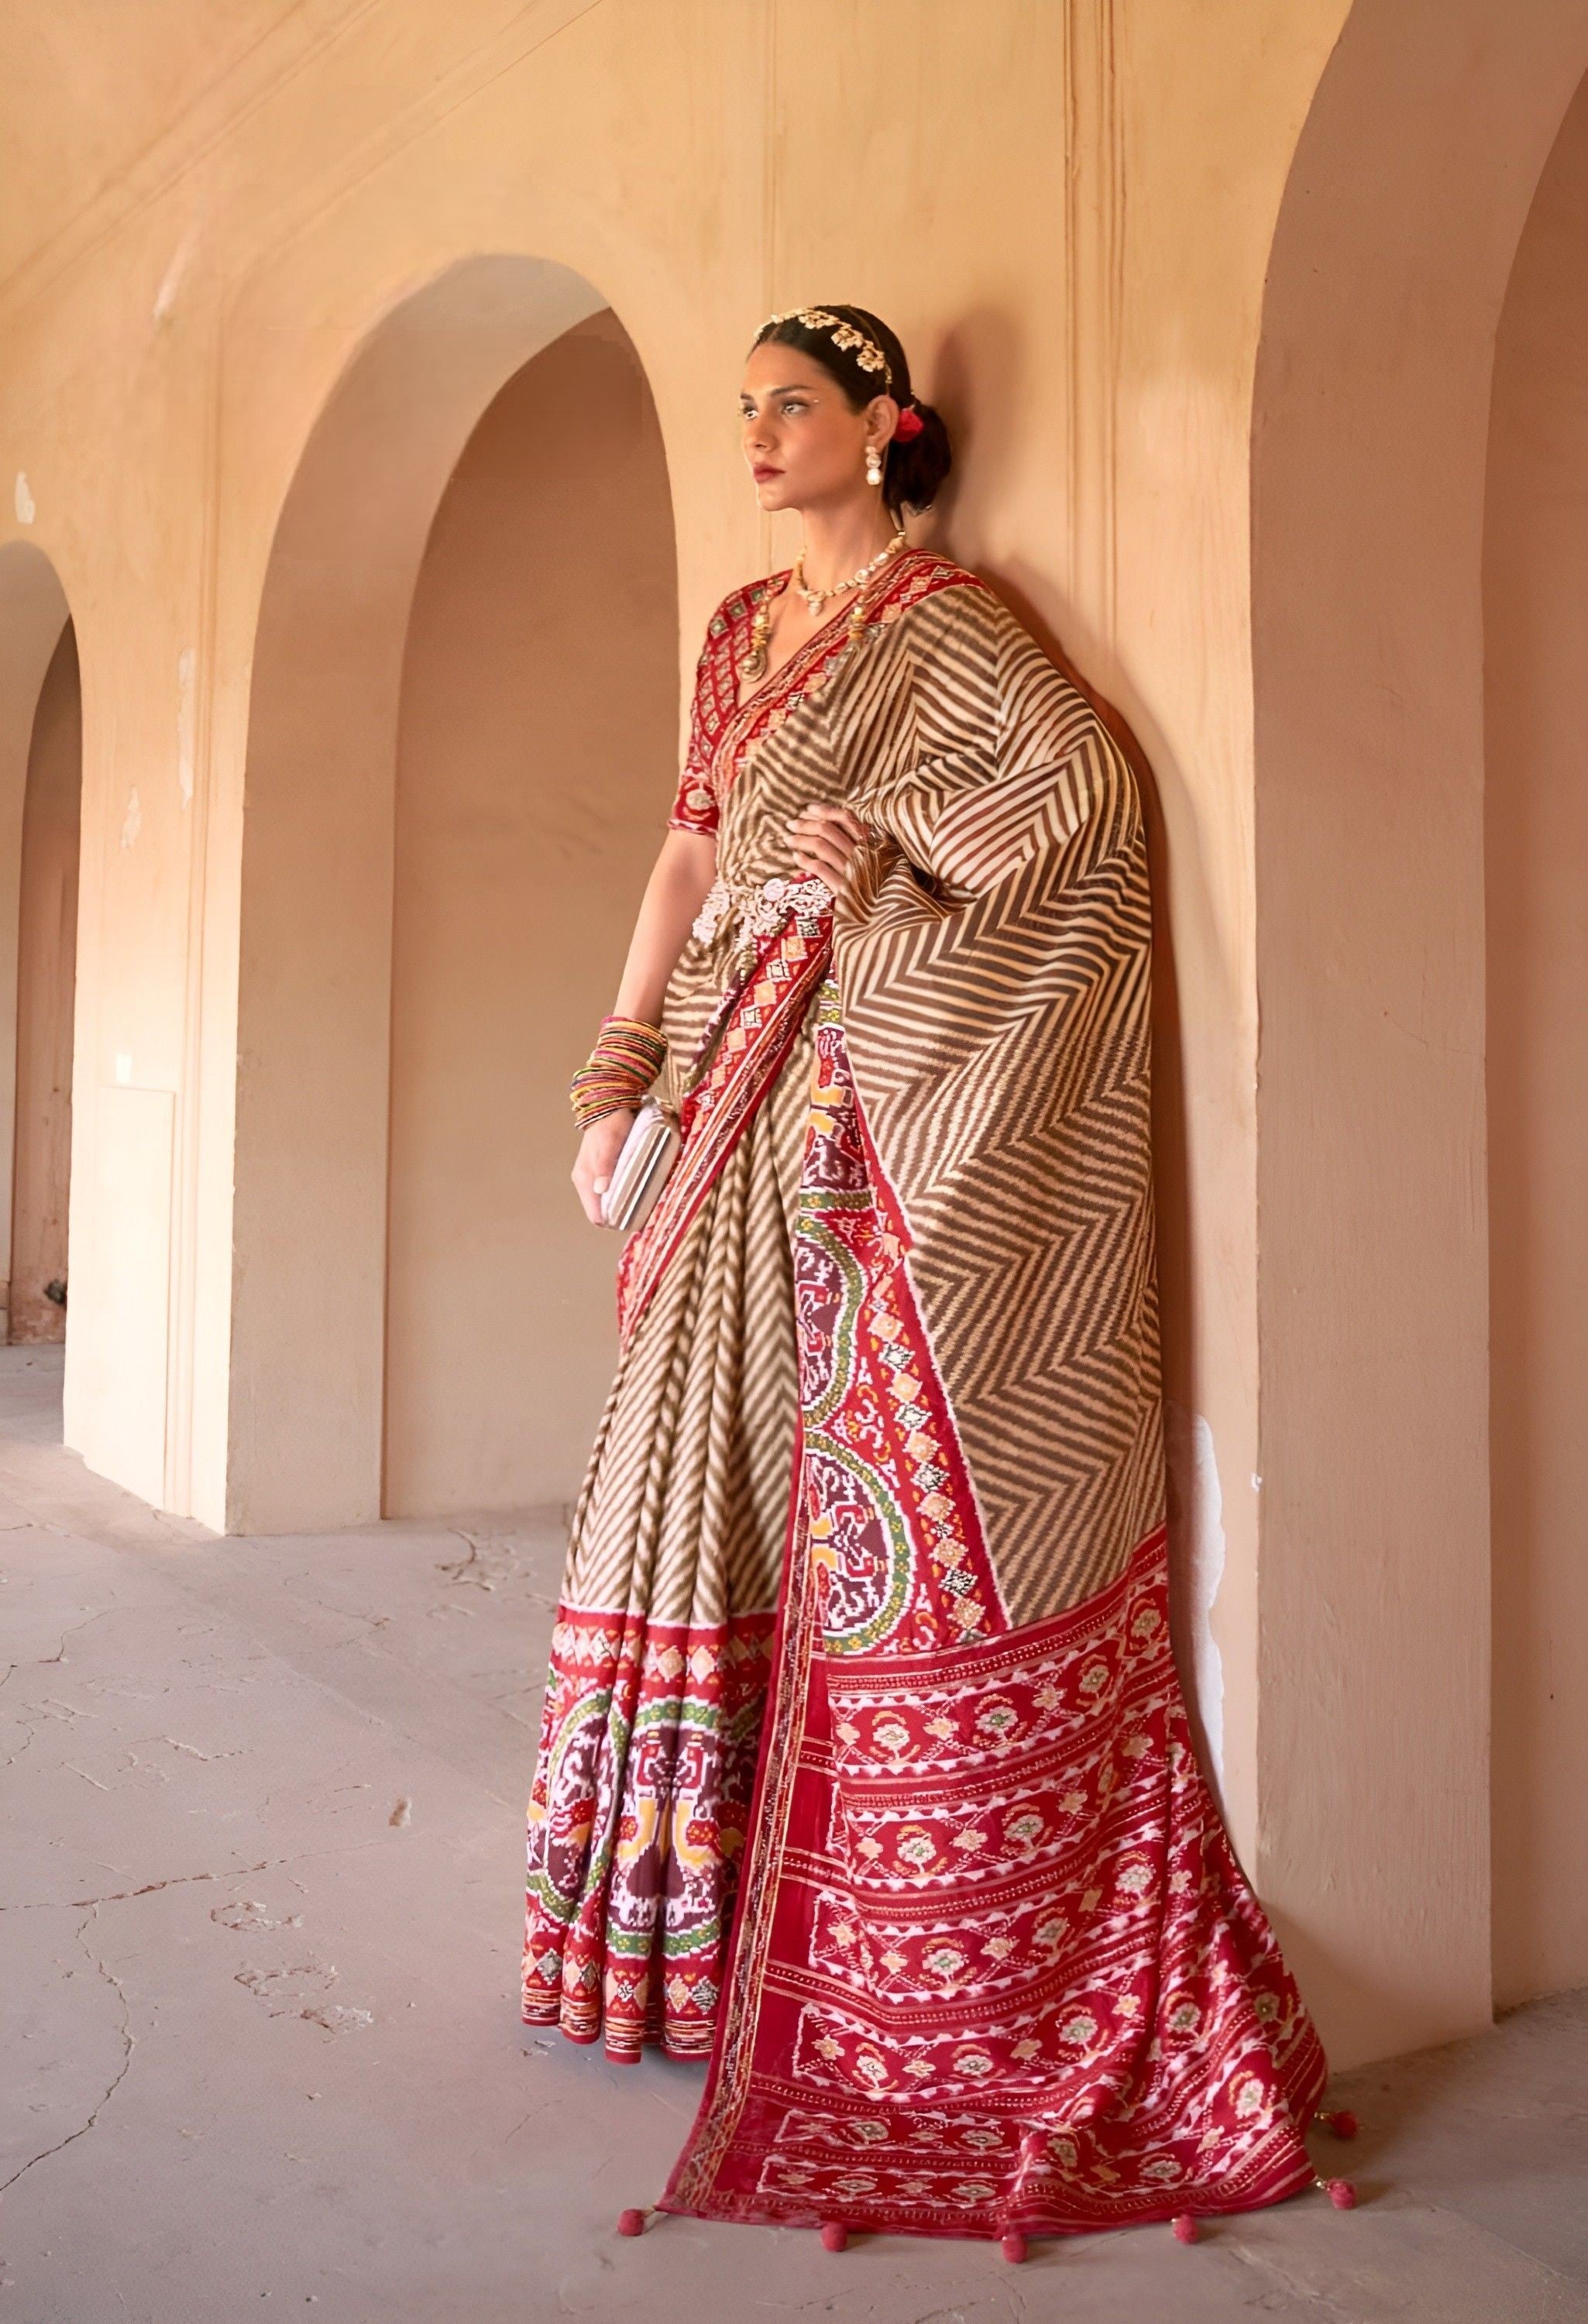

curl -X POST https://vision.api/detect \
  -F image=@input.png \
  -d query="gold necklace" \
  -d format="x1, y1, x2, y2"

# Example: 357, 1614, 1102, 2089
741, 529, 907, 682
791, 527, 908, 613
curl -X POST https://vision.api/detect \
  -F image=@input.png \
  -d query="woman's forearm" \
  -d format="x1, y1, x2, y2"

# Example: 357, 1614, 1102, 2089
611, 828, 717, 1026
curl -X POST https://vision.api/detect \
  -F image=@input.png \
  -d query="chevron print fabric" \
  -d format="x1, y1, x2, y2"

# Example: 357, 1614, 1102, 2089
829, 588, 1164, 1628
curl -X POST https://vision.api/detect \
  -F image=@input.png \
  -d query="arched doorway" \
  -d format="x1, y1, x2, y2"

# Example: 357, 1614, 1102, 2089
1251, 3, 1588, 2068
384, 310, 675, 1516
0, 544, 80, 1359
9, 623, 80, 1344
234, 257, 677, 1534
1483, 65, 1588, 2016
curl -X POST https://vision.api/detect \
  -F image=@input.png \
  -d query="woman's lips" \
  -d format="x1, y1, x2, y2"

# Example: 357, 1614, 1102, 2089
752, 465, 782, 482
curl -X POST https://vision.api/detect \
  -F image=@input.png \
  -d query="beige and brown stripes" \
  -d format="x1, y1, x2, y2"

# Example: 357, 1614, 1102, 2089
562, 1016, 809, 1624
823, 583, 1166, 1625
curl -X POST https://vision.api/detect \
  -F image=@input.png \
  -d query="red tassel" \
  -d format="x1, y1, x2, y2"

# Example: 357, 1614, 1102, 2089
1321, 2108, 1359, 2140
1001, 2231, 1029, 2264
820, 2221, 848, 2253
1172, 2213, 1199, 2243
1326, 2178, 1358, 2209
616, 2208, 648, 2238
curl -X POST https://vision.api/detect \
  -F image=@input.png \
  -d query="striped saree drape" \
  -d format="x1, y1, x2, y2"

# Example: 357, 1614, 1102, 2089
524, 549, 1330, 2243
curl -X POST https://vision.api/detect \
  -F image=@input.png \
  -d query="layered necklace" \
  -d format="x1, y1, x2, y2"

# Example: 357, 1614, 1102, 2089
741, 525, 908, 682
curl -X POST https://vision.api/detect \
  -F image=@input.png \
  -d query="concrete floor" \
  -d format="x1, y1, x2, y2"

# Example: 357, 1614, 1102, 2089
2, 1344, 1586, 2324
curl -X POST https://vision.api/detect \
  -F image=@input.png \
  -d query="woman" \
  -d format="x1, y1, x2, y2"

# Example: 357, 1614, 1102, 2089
522, 305, 1353, 2249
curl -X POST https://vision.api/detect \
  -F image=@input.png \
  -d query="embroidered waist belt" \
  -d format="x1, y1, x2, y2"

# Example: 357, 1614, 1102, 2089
693, 873, 834, 964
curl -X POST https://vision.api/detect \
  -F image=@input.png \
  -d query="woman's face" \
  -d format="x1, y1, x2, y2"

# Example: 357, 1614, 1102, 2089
739, 341, 891, 515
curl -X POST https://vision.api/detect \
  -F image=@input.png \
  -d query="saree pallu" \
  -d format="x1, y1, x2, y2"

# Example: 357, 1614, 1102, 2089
526, 548, 1330, 2239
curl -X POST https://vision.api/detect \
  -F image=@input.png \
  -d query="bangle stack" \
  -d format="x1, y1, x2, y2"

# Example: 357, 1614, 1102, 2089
569, 1014, 667, 1131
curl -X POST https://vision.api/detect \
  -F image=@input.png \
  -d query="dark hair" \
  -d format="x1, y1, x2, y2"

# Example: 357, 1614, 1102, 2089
749, 303, 952, 517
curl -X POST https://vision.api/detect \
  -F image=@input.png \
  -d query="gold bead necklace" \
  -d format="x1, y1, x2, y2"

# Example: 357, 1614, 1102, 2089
741, 528, 906, 683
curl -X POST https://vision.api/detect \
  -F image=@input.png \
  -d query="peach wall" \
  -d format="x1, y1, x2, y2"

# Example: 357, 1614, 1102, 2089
385, 311, 675, 1515
1485, 68, 1588, 2012
9, 622, 80, 1342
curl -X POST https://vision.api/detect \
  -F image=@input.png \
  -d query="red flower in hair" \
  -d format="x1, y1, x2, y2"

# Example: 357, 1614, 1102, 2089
894, 404, 925, 442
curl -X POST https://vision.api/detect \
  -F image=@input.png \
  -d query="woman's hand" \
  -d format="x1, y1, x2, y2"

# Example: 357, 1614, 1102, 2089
572, 1109, 634, 1227
788, 802, 871, 890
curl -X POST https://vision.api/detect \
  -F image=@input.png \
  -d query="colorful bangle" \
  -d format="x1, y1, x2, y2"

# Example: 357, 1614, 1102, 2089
569, 1013, 667, 1131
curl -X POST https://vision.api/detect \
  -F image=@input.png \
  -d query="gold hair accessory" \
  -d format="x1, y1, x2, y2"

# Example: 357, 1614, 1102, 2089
758, 308, 892, 390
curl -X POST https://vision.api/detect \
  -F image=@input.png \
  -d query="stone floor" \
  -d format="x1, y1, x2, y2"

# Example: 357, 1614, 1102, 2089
2, 1342, 1585, 2324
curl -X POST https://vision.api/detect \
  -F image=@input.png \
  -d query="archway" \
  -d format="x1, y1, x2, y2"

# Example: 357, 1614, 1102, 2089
234, 258, 677, 1533
1483, 64, 1588, 2016
9, 623, 80, 1344
1252, 2, 1588, 2068
0, 542, 79, 1356
384, 311, 675, 1516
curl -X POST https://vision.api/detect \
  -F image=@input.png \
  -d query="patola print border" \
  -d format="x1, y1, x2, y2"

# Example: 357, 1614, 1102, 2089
661, 1521, 1329, 2242
521, 1607, 776, 2063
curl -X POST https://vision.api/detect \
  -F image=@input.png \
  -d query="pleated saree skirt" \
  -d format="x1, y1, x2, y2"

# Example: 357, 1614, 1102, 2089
521, 1013, 813, 2062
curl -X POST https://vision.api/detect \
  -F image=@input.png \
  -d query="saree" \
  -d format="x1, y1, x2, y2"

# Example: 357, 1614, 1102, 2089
523, 546, 1332, 2242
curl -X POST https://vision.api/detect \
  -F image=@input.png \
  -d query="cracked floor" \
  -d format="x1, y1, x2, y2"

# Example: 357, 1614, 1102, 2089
2, 1343, 1585, 2324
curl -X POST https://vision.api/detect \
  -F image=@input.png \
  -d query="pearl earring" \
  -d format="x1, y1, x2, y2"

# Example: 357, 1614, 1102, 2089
864, 445, 883, 487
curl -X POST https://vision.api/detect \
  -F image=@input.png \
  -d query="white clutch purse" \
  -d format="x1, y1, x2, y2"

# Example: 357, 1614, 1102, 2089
600, 1095, 682, 1232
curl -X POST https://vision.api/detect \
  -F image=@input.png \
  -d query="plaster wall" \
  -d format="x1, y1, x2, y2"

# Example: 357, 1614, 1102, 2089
1484, 69, 1588, 2011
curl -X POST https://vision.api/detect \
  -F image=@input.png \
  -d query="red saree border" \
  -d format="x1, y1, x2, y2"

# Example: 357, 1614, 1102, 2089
616, 923, 830, 1346
798, 985, 1004, 1649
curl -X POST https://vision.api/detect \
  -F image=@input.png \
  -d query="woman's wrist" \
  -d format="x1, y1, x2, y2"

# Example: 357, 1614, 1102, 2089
569, 1014, 666, 1131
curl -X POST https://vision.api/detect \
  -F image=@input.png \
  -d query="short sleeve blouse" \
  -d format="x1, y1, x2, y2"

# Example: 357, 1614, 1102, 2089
667, 647, 720, 834
666, 582, 765, 835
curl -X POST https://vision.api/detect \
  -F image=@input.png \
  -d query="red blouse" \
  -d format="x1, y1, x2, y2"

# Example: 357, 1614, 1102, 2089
666, 579, 768, 836
667, 552, 984, 837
